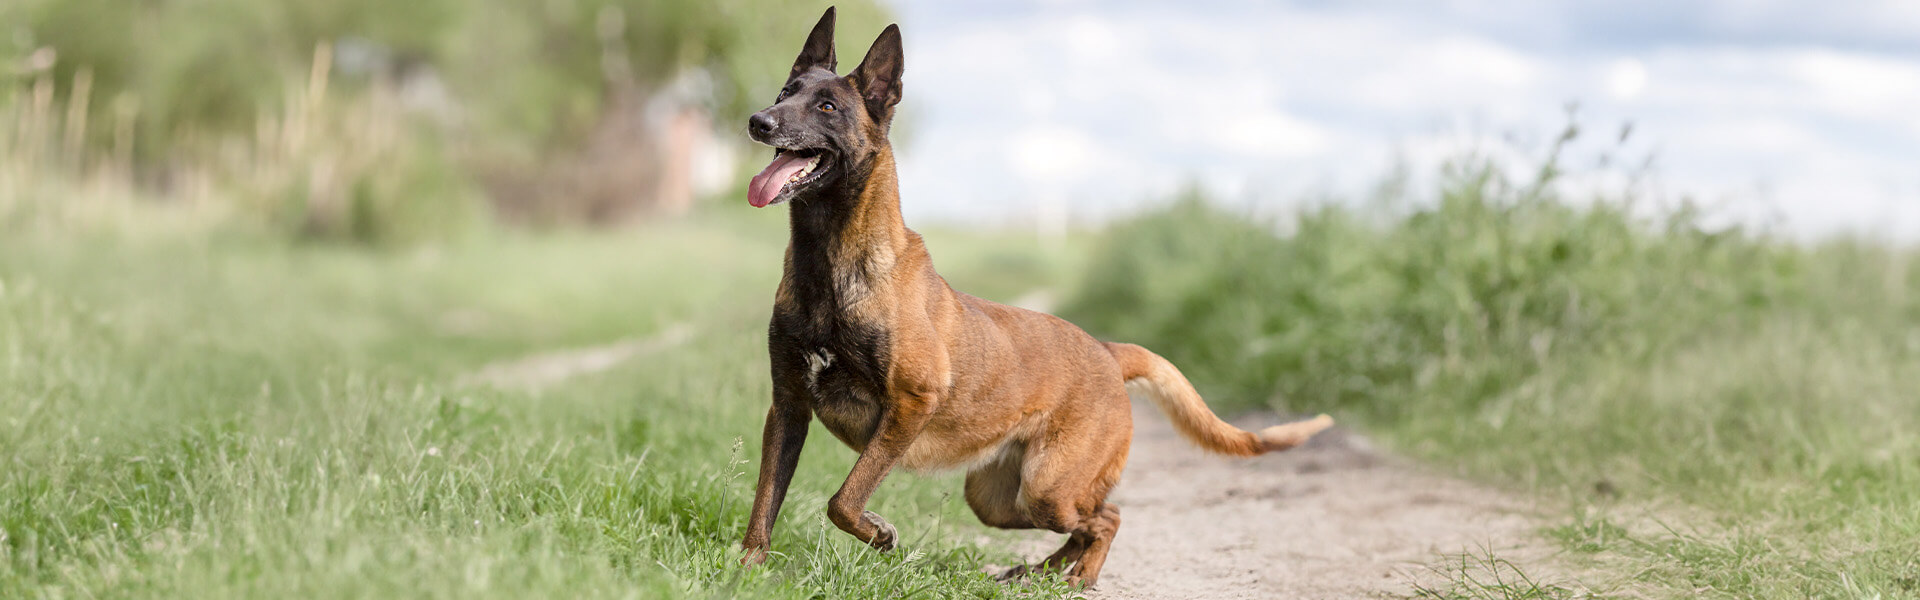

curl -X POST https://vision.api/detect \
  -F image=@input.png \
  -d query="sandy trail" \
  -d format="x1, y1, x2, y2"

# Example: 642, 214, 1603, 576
998, 404, 1551, 599
456, 323, 694, 391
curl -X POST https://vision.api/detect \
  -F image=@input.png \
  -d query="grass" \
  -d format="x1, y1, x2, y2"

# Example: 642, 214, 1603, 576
1059, 152, 1920, 598
0, 212, 1086, 599
1414, 550, 1587, 600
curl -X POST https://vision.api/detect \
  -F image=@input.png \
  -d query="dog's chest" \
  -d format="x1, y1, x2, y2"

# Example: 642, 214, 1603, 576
772, 303, 891, 449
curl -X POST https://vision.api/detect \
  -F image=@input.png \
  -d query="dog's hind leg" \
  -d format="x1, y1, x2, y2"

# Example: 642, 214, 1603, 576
971, 458, 1094, 581
996, 534, 1089, 581
1036, 449, 1125, 586
1062, 502, 1121, 585
964, 442, 1028, 529
1002, 399, 1131, 587
964, 444, 1089, 580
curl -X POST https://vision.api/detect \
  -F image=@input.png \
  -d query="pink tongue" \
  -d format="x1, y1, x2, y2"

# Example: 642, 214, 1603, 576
747, 152, 812, 208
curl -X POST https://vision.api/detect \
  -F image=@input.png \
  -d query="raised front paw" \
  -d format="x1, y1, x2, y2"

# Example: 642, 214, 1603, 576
862, 510, 898, 551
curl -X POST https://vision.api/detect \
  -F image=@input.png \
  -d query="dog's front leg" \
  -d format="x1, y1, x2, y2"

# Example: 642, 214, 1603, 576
740, 391, 812, 566
826, 390, 935, 551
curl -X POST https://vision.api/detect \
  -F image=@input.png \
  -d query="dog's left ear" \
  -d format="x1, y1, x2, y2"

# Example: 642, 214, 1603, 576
848, 24, 904, 124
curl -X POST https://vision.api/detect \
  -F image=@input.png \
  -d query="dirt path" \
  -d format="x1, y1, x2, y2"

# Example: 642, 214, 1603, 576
998, 405, 1553, 599
456, 323, 694, 391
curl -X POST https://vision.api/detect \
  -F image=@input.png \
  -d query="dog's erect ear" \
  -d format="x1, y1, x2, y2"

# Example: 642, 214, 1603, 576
848, 24, 904, 122
790, 7, 837, 79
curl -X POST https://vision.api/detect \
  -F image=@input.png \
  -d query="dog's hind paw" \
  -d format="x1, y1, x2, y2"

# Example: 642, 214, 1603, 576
863, 510, 898, 551
996, 564, 1032, 581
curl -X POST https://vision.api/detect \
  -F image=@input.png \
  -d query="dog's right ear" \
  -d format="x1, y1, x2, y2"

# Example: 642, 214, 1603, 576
790, 7, 837, 79
847, 24, 904, 123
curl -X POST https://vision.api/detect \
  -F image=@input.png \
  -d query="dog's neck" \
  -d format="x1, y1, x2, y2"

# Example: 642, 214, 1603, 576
784, 146, 909, 307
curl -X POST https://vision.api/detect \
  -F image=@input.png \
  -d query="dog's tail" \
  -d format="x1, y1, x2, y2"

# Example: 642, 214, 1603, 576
1106, 342, 1333, 457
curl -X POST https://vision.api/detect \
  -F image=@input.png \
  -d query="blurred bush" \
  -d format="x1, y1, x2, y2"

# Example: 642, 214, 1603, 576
1061, 126, 1916, 420
1, 0, 887, 239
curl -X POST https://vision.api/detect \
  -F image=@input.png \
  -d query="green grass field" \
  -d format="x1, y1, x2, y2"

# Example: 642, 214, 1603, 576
0, 212, 1093, 599
4, 170, 1918, 598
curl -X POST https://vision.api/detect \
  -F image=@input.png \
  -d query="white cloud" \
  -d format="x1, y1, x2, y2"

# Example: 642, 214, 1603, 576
1783, 50, 1920, 136
1605, 59, 1649, 100
1008, 126, 1101, 181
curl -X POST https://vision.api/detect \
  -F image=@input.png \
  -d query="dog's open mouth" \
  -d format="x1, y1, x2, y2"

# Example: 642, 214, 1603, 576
747, 148, 830, 208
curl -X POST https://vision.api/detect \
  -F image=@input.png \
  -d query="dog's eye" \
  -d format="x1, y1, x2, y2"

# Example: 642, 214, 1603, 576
818, 101, 835, 112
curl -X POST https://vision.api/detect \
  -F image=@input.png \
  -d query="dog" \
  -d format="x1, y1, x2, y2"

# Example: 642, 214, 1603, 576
736, 7, 1334, 586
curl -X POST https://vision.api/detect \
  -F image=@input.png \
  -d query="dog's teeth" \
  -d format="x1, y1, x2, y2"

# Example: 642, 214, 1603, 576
780, 156, 822, 189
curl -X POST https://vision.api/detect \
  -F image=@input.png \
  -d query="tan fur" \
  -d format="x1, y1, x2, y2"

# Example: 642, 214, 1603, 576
1109, 343, 1335, 456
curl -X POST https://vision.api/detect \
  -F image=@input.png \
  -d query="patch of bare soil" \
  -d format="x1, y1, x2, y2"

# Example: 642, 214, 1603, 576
1004, 403, 1559, 599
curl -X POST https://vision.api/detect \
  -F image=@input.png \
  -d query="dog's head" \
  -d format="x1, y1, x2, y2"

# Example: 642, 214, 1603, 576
745, 7, 904, 208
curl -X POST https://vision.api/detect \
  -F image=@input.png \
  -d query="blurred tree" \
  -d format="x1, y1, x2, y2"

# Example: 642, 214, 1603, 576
12, 0, 886, 161
8, 0, 888, 230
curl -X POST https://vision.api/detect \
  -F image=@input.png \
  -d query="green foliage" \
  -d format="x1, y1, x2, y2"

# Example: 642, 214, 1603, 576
444, 0, 891, 147
5, 0, 890, 245
1064, 160, 1811, 418
11, 0, 886, 157
317, 138, 488, 245
16, 0, 463, 155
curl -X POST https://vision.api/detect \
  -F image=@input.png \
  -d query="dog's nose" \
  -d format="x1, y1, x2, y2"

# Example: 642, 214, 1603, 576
749, 113, 776, 138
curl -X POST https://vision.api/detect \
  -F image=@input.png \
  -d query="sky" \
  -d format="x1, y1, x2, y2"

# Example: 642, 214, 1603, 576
877, 0, 1920, 238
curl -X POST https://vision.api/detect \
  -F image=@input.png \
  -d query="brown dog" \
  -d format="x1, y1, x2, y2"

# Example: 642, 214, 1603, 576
736, 8, 1334, 586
